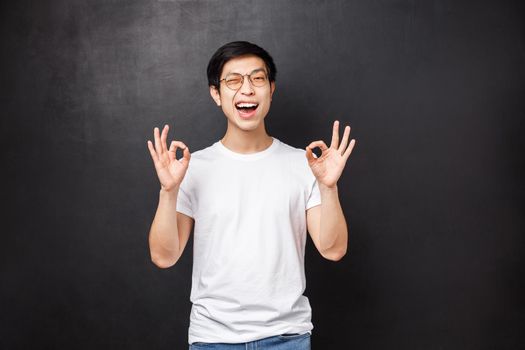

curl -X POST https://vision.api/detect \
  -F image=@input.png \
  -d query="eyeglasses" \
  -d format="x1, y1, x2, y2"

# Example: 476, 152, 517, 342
219, 69, 269, 91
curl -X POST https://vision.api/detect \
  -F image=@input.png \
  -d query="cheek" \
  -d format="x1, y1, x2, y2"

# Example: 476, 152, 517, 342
262, 93, 273, 107
223, 91, 239, 109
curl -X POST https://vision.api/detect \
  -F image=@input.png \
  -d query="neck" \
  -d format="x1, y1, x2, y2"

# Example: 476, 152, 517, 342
221, 123, 273, 154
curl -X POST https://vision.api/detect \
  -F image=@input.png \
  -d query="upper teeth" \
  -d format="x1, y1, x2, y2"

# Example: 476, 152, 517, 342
236, 103, 257, 108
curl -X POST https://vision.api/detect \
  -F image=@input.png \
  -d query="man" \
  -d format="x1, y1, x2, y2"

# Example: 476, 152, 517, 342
146, 41, 356, 349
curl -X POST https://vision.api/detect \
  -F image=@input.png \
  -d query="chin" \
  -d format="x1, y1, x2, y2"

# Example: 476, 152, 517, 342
231, 112, 259, 124
236, 120, 260, 131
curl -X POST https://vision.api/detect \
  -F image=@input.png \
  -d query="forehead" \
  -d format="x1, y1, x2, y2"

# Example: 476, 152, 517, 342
221, 54, 267, 77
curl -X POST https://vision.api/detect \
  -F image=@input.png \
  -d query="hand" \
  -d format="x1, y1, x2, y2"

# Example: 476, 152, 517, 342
305, 120, 356, 188
147, 124, 191, 192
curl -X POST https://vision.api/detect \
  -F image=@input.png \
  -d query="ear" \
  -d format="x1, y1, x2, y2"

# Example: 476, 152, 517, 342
209, 86, 222, 107
270, 81, 276, 100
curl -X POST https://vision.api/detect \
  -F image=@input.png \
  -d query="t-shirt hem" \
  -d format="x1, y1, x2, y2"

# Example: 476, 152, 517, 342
176, 208, 193, 218
306, 201, 322, 210
188, 327, 314, 345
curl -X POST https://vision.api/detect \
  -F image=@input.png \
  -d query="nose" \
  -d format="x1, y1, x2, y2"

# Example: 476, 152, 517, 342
239, 76, 255, 95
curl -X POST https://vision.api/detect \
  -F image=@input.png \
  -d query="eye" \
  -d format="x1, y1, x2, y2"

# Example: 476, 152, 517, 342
252, 73, 267, 82
226, 76, 242, 84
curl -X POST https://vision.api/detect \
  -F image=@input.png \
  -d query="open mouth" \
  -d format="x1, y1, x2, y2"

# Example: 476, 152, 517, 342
235, 102, 259, 118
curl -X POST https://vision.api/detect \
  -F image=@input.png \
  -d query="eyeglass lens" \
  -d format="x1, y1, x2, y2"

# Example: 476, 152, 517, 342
223, 71, 268, 90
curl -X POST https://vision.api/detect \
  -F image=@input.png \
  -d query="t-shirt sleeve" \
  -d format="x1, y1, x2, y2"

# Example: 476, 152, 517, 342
306, 177, 322, 210
176, 183, 194, 218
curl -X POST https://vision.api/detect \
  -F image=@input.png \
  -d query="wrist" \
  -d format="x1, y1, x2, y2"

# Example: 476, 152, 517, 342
160, 185, 179, 197
319, 182, 338, 192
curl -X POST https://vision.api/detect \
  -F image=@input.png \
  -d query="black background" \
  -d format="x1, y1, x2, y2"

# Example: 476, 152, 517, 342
2, 0, 524, 349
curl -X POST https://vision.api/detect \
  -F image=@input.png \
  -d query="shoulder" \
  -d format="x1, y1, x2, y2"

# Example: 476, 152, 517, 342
178, 142, 218, 192
274, 139, 315, 180
186, 142, 219, 167
275, 139, 307, 157
275, 139, 309, 164
182, 142, 218, 182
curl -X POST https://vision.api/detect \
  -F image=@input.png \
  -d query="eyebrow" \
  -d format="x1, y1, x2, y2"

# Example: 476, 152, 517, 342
224, 68, 267, 77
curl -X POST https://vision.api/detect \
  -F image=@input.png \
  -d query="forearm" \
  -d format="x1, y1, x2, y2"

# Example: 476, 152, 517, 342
319, 184, 348, 260
148, 187, 181, 267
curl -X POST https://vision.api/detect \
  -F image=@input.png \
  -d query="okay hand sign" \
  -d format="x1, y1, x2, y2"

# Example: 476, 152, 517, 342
305, 120, 356, 188
147, 125, 191, 192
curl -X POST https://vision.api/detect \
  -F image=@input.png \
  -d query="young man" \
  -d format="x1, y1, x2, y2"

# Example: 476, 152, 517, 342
147, 41, 356, 349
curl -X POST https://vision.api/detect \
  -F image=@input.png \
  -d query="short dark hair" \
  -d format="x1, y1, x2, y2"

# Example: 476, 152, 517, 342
207, 41, 277, 89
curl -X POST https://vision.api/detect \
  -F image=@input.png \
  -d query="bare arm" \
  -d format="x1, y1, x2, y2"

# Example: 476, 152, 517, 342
146, 125, 192, 268
305, 120, 356, 261
148, 188, 194, 268
307, 184, 348, 261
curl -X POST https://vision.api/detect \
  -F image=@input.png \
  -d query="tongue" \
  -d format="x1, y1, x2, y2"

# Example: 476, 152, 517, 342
237, 107, 257, 118
237, 107, 256, 113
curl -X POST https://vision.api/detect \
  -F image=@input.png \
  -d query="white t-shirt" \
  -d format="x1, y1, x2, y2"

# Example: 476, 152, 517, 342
176, 136, 322, 344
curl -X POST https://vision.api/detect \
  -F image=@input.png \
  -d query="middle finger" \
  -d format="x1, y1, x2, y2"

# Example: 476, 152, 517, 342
160, 124, 169, 153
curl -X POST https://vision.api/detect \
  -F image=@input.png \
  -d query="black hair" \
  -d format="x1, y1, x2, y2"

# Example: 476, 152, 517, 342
207, 41, 277, 89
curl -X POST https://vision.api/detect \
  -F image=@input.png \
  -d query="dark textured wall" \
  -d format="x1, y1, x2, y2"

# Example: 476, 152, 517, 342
2, 1, 524, 349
